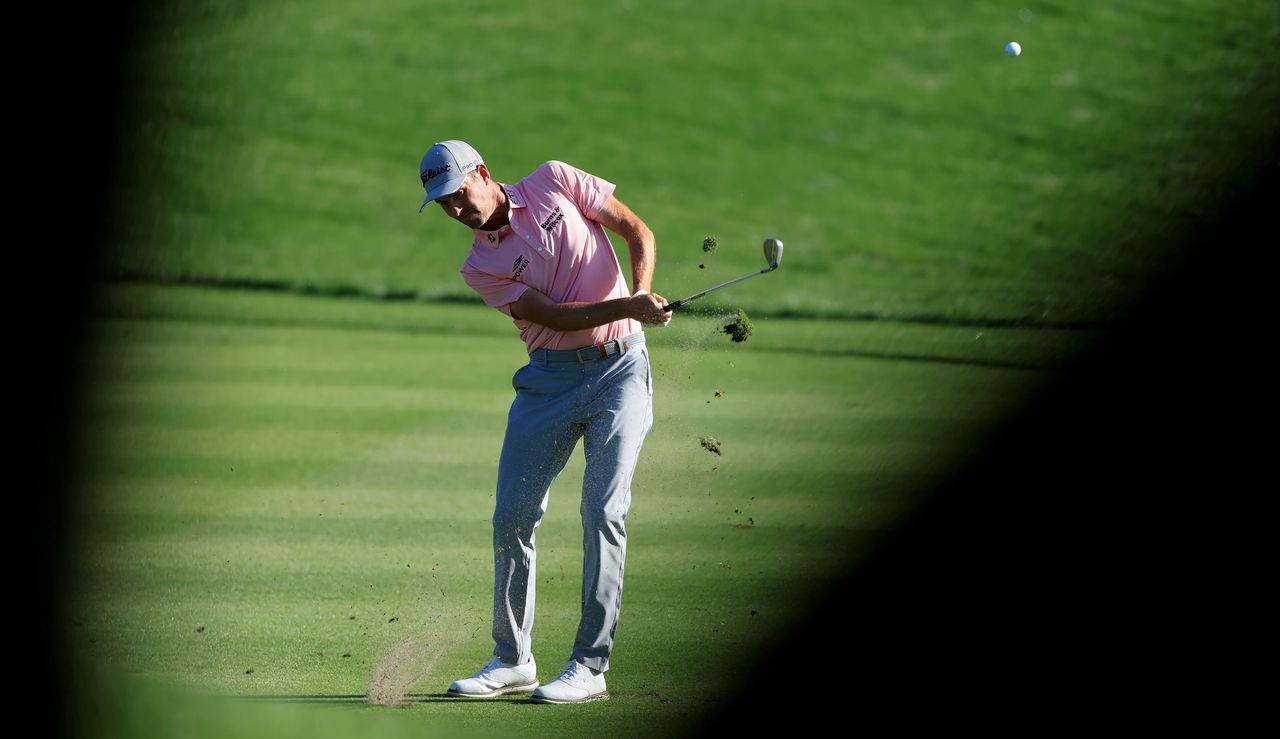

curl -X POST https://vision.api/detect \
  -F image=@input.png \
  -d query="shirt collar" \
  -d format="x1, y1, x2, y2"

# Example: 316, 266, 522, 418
473, 183, 524, 248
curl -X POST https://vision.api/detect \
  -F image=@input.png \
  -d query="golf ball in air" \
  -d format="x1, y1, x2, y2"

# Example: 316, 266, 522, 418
1005, 41, 1022, 57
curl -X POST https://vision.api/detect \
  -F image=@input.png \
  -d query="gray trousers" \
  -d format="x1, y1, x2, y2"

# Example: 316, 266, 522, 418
492, 334, 652, 673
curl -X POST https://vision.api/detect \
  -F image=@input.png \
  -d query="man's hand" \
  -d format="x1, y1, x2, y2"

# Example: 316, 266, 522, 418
630, 290, 672, 326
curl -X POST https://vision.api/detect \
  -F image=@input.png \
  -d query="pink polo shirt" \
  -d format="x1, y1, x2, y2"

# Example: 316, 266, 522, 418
460, 160, 641, 353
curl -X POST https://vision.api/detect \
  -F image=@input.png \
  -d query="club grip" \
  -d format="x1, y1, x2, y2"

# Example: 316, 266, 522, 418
662, 299, 684, 312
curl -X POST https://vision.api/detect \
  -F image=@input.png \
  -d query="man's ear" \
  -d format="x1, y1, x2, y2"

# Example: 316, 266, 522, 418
475, 163, 492, 182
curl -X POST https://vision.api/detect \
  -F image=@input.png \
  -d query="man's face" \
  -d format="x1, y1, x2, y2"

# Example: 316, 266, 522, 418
434, 166, 498, 229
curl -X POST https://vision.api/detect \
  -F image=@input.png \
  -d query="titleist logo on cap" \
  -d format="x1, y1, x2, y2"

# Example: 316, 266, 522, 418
421, 164, 451, 184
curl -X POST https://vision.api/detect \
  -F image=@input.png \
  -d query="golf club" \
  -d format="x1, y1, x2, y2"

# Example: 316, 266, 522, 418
663, 238, 784, 311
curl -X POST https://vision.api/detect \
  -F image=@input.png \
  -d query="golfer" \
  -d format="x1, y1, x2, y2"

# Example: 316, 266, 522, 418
418, 140, 669, 704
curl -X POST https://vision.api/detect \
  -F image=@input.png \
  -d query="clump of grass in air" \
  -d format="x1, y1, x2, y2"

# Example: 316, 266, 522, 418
722, 309, 753, 343
702, 235, 719, 253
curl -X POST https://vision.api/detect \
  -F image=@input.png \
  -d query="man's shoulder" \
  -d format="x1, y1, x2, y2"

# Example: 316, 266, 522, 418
528, 159, 577, 176
519, 160, 593, 190
459, 246, 505, 287
459, 237, 493, 271
460, 247, 481, 276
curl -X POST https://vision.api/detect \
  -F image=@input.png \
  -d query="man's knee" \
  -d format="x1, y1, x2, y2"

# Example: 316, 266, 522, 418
580, 495, 629, 533
493, 490, 548, 537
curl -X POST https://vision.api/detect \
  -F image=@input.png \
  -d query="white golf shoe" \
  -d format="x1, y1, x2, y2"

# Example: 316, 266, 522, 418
530, 660, 609, 704
447, 656, 539, 698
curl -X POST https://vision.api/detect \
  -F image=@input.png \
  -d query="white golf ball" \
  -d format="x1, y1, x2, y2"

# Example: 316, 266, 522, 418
1005, 41, 1022, 57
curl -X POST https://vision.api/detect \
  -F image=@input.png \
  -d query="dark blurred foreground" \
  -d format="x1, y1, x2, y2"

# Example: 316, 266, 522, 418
697, 140, 1275, 732
26, 4, 1274, 735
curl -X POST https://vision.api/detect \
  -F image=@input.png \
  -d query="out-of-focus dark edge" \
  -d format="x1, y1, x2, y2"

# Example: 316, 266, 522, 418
36, 3, 1276, 735
28, 4, 139, 739
691, 135, 1277, 732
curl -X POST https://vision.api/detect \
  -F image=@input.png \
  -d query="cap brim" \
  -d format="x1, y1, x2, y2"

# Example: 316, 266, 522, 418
418, 171, 468, 213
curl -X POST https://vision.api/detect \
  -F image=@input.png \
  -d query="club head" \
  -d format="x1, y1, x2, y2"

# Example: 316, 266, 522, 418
763, 238, 784, 271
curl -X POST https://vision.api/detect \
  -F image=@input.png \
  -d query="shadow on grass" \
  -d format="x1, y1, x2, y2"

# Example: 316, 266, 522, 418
231, 692, 534, 705
750, 343, 1071, 371
101, 273, 1116, 329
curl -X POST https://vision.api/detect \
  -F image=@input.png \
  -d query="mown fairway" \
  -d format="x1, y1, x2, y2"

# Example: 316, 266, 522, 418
67, 285, 1074, 735
61, 0, 1277, 736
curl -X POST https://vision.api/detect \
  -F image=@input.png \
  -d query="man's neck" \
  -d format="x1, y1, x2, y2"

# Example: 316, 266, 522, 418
479, 184, 511, 231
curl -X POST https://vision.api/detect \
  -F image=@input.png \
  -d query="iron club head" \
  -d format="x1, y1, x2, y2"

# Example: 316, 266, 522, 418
663, 236, 785, 311
763, 238, 784, 271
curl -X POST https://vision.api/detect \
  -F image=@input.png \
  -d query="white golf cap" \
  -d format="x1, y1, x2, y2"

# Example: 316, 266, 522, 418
419, 140, 483, 212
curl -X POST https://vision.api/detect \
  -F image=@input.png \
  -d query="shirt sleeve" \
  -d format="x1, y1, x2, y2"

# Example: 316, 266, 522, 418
540, 160, 616, 220
461, 260, 530, 316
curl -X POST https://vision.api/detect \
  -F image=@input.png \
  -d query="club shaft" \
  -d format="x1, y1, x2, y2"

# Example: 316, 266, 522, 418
662, 267, 771, 311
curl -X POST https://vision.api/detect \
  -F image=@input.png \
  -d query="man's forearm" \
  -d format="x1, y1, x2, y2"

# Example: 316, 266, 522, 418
510, 291, 638, 331
628, 228, 656, 294
593, 195, 656, 294
523, 298, 636, 332
510, 289, 669, 331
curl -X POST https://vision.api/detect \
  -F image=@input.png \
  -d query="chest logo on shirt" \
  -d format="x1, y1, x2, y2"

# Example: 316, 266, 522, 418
512, 255, 531, 280
539, 205, 565, 233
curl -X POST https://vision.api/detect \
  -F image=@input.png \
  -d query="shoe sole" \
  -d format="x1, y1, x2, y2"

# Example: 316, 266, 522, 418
530, 691, 610, 705
446, 681, 539, 698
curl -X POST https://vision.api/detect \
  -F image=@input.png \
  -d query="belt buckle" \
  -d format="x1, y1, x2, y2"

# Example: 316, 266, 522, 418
581, 338, 626, 363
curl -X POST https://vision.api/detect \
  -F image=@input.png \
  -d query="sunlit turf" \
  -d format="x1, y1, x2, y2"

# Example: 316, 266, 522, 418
65, 284, 1068, 735
102, 0, 1279, 324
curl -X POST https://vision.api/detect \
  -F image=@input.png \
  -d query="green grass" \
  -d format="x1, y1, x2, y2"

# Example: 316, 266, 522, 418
71, 670, 478, 739
67, 0, 1280, 734
101, 0, 1279, 325
64, 284, 1063, 735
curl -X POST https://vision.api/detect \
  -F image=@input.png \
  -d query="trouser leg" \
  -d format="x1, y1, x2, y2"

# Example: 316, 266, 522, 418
492, 362, 581, 666
572, 347, 653, 672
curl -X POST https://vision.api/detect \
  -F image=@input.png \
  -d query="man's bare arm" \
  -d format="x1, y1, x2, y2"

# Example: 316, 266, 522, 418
510, 288, 669, 331
592, 195, 655, 294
